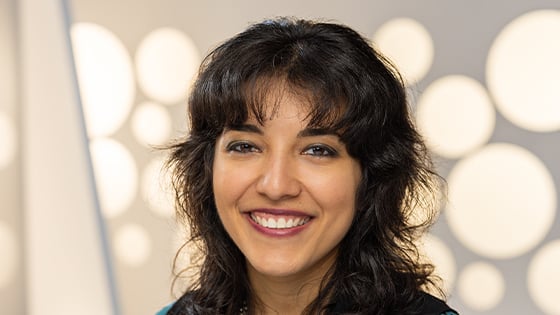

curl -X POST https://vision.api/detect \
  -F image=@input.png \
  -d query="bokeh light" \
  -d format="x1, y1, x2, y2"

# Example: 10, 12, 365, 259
0, 221, 17, 288
373, 17, 434, 83
114, 223, 152, 267
135, 28, 201, 105
171, 225, 202, 293
458, 261, 505, 311
49, 5, 560, 315
416, 75, 495, 159
528, 240, 560, 315
487, 10, 560, 132
420, 234, 457, 295
131, 101, 172, 147
90, 138, 138, 218
446, 143, 557, 259
71, 23, 135, 138
142, 156, 175, 218
0, 111, 16, 169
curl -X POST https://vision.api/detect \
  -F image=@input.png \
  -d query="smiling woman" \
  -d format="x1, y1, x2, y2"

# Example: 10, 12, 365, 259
213, 89, 361, 286
162, 17, 458, 315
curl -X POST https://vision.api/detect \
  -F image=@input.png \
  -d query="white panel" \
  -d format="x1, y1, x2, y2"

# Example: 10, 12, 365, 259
19, 0, 117, 314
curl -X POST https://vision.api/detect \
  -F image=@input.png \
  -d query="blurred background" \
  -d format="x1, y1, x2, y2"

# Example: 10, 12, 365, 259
1, 0, 559, 314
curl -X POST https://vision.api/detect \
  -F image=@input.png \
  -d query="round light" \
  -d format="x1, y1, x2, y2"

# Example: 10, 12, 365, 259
114, 223, 152, 267
131, 102, 173, 147
528, 240, 560, 315
373, 18, 434, 83
171, 226, 201, 292
90, 138, 138, 218
142, 156, 175, 218
446, 143, 556, 259
136, 28, 201, 104
71, 23, 135, 138
0, 221, 18, 288
416, 75, 495, 159
458, 261, 505, 311
419, 234, 457, 295
0, 112, 17, 169
487, 10, 560, 132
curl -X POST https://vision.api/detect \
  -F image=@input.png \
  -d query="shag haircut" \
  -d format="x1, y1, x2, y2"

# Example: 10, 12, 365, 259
167, 17, 443, 314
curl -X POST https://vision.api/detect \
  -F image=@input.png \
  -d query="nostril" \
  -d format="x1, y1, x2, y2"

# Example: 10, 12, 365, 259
255, 172, 301, 200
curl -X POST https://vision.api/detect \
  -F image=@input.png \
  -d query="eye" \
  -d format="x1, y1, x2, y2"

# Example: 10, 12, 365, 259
226, 141, 260, 154
302, 144, 337, 157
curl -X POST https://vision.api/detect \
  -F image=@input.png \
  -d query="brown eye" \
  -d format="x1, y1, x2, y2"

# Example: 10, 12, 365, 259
302, 145, 337, 157
226, 141, 260, 154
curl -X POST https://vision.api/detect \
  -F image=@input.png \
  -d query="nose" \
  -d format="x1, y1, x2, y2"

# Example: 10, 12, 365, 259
255, 152, 301, 200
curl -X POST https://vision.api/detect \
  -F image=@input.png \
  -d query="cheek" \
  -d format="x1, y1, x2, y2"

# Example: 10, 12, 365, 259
212, 159, 232, 210
305, 173, 359, 237
212, 157, 253, 211
212, 160, 237, 234
308, 164, 361, 208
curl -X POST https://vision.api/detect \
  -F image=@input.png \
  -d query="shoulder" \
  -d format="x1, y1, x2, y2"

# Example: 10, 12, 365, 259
155, 303, 173, 315
418, 292, 459, 315
156, 291, 199, 315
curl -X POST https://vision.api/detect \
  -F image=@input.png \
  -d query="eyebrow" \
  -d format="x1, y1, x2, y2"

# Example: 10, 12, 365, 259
297, 128, 339, 138
224, 124, 263, 134
225, 124, 339, 138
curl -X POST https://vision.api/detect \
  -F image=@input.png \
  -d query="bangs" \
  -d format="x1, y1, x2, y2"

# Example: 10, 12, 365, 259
224, 74, 350, 135
187, 17, 404, 156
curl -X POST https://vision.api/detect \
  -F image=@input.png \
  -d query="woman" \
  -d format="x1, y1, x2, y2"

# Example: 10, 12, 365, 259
160, 17, 458, 315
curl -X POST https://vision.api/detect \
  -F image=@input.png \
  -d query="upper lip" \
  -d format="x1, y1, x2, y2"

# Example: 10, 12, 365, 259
244, 208, 314, 217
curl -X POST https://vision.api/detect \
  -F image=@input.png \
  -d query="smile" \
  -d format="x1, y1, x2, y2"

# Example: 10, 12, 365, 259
250, 212, 311, 229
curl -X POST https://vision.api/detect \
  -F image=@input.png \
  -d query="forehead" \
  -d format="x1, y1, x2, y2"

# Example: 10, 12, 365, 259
242, 76, 349, 131
258, 91, 311, 120
244, 79, 316, 124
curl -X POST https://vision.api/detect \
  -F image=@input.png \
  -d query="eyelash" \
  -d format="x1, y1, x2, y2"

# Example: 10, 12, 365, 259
302, 144, 338, 157
226, 141, 260, 154
225, 141, 338, 158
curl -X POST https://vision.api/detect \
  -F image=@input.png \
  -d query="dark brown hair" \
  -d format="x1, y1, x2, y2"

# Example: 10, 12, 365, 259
167, 17, 442, 314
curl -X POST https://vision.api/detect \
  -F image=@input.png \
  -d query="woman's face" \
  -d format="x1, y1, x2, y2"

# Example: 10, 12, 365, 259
212, 89, 361, 283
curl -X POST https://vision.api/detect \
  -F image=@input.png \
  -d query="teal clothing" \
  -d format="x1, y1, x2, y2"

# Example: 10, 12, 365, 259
156, 303, 173, 315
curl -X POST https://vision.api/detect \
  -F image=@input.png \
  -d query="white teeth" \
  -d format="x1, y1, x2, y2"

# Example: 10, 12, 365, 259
286, 218, 294, 227
267, 218, 277, 228
251, 213, 310, 229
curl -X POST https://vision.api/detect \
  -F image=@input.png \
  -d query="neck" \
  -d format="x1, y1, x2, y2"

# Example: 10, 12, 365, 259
247, 252, 336, 315
249, 274, 319, 315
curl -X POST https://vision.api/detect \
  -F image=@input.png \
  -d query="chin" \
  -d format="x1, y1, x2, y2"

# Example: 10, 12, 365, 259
248, 257, 303, 278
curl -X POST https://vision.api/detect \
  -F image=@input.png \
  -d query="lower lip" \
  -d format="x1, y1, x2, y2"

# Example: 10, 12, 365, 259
245, 214, 311, 237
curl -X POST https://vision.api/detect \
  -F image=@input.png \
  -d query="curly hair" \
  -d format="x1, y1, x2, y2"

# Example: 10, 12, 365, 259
167, 17, 443, 314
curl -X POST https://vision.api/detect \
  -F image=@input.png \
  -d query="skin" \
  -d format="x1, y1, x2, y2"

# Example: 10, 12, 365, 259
212, 87, 361, 314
